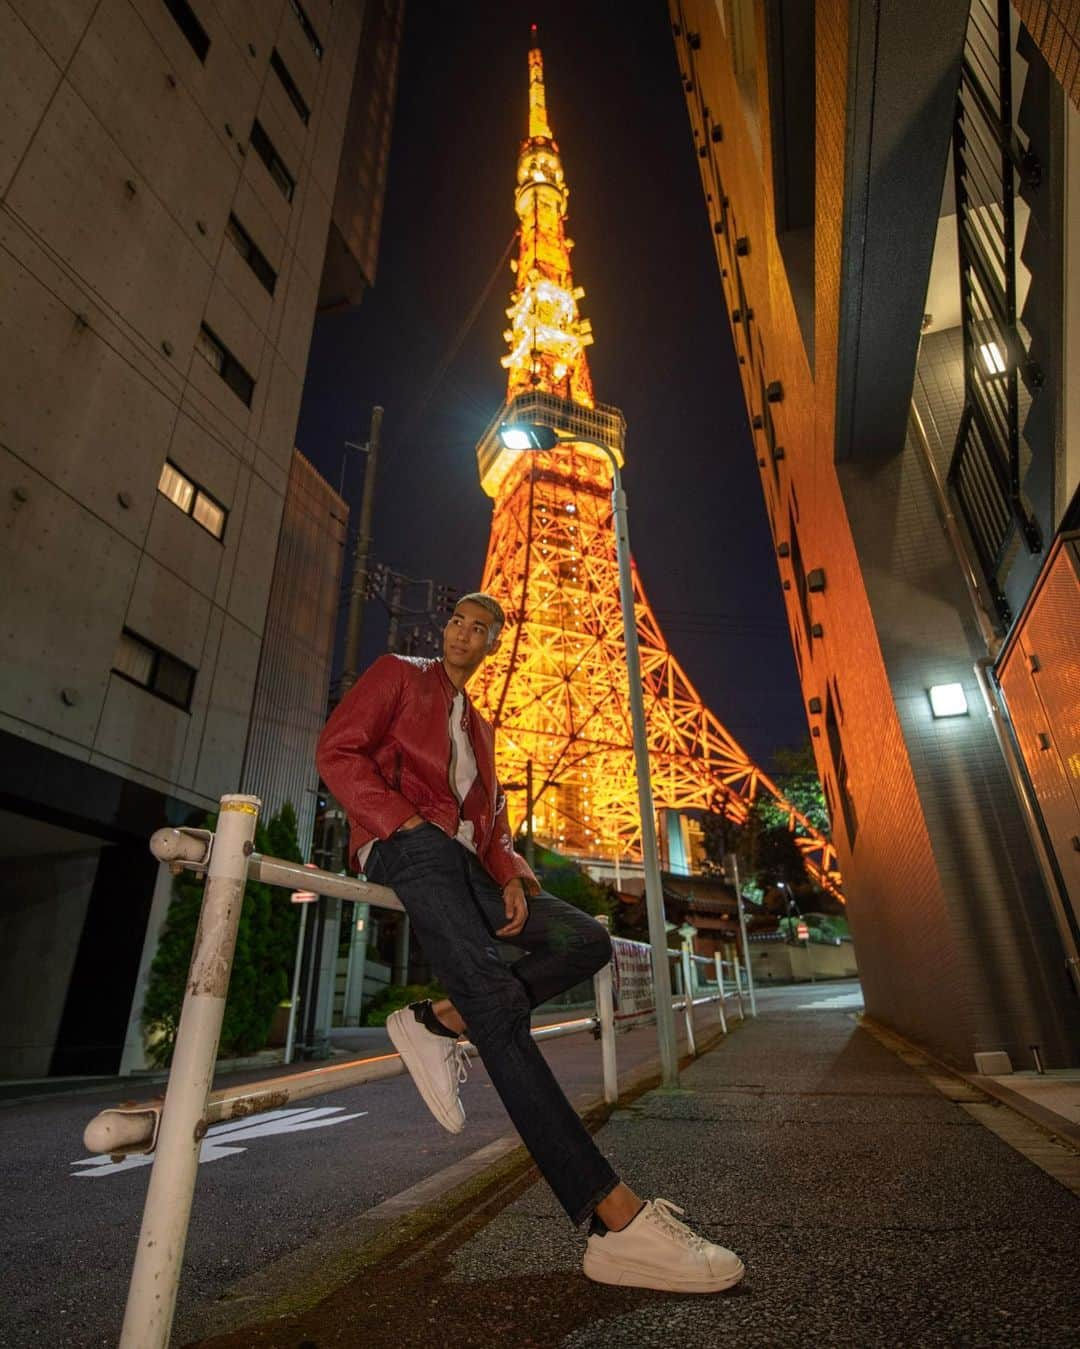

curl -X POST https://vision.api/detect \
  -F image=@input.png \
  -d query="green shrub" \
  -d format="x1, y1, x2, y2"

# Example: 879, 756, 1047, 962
142, 802, 303, 1066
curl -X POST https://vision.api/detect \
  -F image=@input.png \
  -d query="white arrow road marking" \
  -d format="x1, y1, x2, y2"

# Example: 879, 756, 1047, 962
793, 992, 864, 1010
70, 1106, 367, 1178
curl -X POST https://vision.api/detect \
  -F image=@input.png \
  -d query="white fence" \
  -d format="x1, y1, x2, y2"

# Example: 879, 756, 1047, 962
87, 796, 755, 1347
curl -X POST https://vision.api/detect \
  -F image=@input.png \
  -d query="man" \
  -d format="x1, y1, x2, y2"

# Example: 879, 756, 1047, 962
317, 593, 744, 1293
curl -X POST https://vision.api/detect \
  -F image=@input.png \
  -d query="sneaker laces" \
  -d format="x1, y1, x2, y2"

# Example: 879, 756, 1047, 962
450, 1041, 471, 1088
649, 1199, 709, 1252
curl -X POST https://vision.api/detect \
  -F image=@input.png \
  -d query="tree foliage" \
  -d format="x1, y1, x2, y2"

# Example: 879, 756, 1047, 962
142, 802, 304, 1066
530, 844, 615, 919
700, 738, 831, 899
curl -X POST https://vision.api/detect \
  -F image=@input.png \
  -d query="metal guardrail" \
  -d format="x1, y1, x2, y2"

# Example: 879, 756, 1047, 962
93, 796, 756, 1347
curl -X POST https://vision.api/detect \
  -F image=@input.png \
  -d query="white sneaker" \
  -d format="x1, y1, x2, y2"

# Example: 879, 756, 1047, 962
583, 1198, 745, 1293
386, 1005, 469, 1134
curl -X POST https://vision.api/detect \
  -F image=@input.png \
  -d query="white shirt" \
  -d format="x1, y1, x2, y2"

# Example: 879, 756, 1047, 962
356, 690, 478, 873
448, 690, 478, 853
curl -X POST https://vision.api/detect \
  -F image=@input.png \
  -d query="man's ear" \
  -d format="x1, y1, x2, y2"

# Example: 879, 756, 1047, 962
486, 632, 503, 656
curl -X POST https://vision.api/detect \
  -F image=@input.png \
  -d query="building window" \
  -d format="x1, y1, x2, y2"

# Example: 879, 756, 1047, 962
249, 120, 295, 201
825, 689, 858, 846
158, 460, 227, 540
729, 0, 760, 157
764, 0, 815, 367
270, 48, 311, 124
162, 0, 210, 62
290, 0, 324, 59
225, 214, 277, 294
758, 371, 780, 483
196, 324, 255, 406
113, 629, 197, 711
789, 508, 811, 638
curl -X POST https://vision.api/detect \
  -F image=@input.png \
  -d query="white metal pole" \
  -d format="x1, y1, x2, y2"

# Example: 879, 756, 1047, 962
728, 852, 758, 1016
608, 457, 679, 1087
118, 860, 174, 1076
680, 940, 697, 1056
732, 952, 746, 1020
593, 917, 618, 1104
283, 900, 309, 1065
119, 794, 261, 1349
713, 951, 728, 1033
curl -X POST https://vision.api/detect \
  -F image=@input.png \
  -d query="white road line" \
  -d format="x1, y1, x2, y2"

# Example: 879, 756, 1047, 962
793, 993, 864, 1010
70, 1106, 368, 1178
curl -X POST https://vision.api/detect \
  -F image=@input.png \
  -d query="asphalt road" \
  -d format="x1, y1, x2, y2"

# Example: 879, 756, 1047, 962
0, 992, 754, 1349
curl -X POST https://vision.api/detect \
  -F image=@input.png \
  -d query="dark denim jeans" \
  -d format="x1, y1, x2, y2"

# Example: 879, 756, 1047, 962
365, 822, 620, 1224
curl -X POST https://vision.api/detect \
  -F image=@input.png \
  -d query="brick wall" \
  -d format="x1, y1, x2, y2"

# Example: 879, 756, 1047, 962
1015, 1, 1080, 110
670, 0, 1080, 1065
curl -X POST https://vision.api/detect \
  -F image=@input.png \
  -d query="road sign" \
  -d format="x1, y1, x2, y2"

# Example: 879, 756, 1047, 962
797, 922, 810, 942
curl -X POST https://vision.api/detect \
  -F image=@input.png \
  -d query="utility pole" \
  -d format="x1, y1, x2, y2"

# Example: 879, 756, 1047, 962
340, 405, 383, 695
385, 571, 407, 652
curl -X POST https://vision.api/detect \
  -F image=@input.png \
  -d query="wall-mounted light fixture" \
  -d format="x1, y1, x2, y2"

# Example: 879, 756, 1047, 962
928, 683, 969, 718
979, 341, 1006, 375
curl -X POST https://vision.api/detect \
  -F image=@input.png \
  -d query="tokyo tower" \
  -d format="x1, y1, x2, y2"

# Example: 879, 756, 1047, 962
471, 31, 839, 895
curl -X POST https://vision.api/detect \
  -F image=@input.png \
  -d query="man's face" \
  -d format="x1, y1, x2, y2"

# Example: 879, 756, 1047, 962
443, 600, 500, 679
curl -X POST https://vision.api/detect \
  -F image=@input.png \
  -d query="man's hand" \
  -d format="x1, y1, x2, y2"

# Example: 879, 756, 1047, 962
497, 878, 528, 937
396, 813, 424, 833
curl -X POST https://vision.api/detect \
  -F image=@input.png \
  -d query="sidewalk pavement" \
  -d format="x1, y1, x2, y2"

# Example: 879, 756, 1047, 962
188, 989, 1080, 1349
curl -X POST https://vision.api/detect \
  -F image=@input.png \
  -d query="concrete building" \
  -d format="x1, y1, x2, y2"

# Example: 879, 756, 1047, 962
669, 0, 1080, 1070
241, 448, 348, 858
0, 0, 400, 1077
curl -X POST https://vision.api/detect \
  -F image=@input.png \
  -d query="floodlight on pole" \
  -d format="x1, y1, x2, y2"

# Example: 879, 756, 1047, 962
496, 420, 680, 1087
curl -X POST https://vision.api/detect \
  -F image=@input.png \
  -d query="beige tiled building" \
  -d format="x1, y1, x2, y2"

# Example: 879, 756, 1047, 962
0, 0, 400, 1076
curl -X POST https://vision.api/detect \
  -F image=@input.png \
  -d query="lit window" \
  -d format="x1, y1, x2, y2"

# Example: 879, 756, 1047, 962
158, 461, 195, 513
929, 683, 969, 718
113, 629, 197, 710
979, 341, 1006, 375
196, 323, 254, 406
158, 460, 228, 540
192, 491, 225, 539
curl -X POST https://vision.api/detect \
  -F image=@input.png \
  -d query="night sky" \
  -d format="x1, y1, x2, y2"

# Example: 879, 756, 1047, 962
296, 0, 807, 770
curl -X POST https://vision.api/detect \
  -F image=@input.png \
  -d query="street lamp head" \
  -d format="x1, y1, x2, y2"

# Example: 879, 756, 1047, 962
498, 422, 560, 452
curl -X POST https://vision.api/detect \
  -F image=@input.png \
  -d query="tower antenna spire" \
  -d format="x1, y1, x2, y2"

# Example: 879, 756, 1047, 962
502, 25, 594, 406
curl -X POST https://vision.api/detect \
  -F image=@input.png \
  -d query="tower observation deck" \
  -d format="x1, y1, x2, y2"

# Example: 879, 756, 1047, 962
471, 31, 839, 894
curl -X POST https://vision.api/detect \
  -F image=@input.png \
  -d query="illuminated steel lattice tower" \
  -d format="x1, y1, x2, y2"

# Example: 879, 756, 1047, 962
472, 33, 839, 893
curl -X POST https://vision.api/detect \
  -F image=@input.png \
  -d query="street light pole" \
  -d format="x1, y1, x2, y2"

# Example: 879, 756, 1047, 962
605, 452, 679, 1086
497, 422, 679, 1087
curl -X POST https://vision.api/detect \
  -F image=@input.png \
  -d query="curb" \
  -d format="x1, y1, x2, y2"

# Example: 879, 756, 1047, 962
858, 1014, 1080, 1149
179, 1019, 738, 1345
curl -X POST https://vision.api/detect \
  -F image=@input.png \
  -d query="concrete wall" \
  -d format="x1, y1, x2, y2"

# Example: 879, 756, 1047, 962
749, 941, 859, 984
669, 1, 1080, 1066
242, 450, 347, 856
1, 0, 365, 811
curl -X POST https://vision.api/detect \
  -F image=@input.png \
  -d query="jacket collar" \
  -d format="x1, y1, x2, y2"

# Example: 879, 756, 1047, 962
435, 657, 475, 710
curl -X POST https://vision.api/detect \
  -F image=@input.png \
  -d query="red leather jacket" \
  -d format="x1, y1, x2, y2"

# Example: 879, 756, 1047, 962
316, 654, 539, 893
